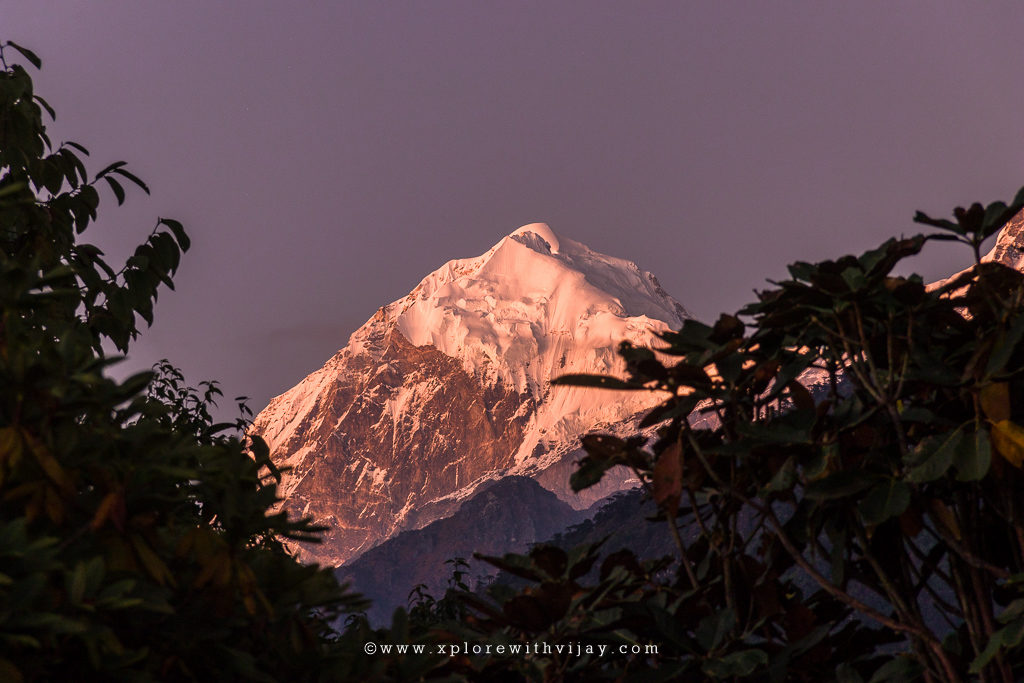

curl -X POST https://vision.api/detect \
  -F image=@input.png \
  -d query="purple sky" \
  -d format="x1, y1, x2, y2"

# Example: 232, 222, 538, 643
7, 3, 1024, 417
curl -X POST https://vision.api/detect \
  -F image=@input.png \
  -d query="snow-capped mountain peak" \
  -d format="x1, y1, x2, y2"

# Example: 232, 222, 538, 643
252, 223, 688, 565
508, 222, 560, 253
358, 224, 686, 396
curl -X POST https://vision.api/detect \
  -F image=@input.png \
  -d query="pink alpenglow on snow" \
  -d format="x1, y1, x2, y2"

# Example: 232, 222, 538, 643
251, 224, 688, 566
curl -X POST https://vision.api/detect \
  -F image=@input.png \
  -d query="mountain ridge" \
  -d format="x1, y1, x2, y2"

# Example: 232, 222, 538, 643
251, 224, 690, 565
336, 476, 587, 625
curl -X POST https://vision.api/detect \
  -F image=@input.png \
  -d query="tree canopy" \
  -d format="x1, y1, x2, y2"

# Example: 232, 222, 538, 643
0, 40, 365, 682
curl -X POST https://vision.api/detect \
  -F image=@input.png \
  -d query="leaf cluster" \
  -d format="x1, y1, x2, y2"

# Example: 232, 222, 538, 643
0, 42, 367, 682
539, 190, 1024, 681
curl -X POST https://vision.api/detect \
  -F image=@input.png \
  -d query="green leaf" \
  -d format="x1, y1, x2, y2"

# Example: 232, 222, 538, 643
96, 160, 128, 176
898, 406, 938, 423
64, 140, 90, 155
218, 647, 276, 683
764, 456, 797, 493
68, 562, 88, 605
530, 545, 568, 578
868, 655, 921, 682
6, 40, 41, 68
858, 241, 891, 274
1003, 617, 1024, 648
971, 634, 1002, 674
701, 648, 768, 677
570, 454, 617, 492
981, 200, 1015, 239
110, 167, 150, 194
668, 362, 713, 391
656, 319, 715, 354
841, 266, 866, 290
695, 608, 735, 651
104, 176, 125, 205
985, 315, 1024, 377
710, 313, 744, 342
34, 94, 55, 120
835, 662, 865, 683
805, 471, 876, 501
858, 479, 910, 526
636, 601, 696, 651
953, 429, 991, 482
159, 218, 191, 251
906, 428, 963, 483
913, 210, 963, 234
969, 619, 1024, 674
580, 433, 628, 458
639, 395, 698, 427
120, 371, 154, 397
787, 261, 816, 281
473, 551, 542, 582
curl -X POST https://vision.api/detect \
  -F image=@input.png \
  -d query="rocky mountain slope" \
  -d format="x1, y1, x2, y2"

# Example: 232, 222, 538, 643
251, 223, 688, 566
337, 476, 587, 625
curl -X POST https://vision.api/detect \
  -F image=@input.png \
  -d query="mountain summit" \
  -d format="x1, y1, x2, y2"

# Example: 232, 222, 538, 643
252, 225, 688, 565
362, 222, 686, 393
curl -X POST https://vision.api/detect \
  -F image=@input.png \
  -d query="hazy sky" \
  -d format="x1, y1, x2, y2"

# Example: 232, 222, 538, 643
6, 3, 1024, 417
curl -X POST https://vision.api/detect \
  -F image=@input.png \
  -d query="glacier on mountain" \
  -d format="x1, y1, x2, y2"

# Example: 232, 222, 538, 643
251, 224, 688, 565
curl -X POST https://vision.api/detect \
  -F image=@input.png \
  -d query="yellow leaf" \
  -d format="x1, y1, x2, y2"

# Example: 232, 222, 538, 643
175, 526, 203, 557
0, 657, 23, 683
980, 383, 1012, 422
215, 554, 233, 587
130, 535, 175, 587
652, 442, 682, 516
24, 432, 73, 493
242, 593, 258, 616
105, 537, 137, 573
43, 487, 64, 524
194, 551, 229, 588
992, 420, 1024, 468
0, 427, 23, 468
91, 490, 125, 531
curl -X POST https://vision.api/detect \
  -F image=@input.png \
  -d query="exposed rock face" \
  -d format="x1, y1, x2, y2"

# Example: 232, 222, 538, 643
263, 331, 534, 566
252, 224, 688, 566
